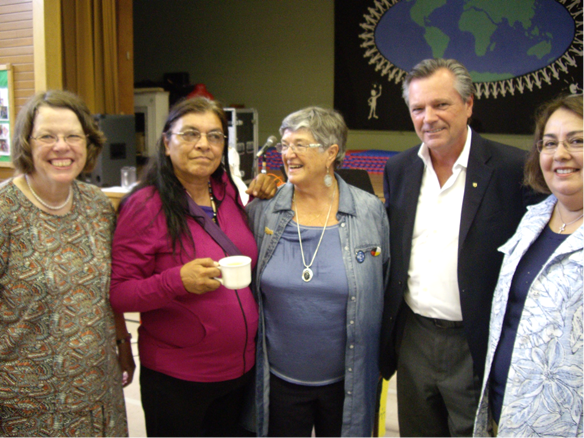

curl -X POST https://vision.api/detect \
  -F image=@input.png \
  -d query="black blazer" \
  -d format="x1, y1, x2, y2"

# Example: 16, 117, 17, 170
379, 132, 545, 382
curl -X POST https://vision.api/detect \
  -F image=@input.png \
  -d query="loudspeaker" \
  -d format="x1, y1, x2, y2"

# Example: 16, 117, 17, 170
82, 115, 136, 187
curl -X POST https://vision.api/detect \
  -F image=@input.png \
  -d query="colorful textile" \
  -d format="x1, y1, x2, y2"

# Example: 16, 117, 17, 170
0, 180, 128, 437
263, 149, 397, 174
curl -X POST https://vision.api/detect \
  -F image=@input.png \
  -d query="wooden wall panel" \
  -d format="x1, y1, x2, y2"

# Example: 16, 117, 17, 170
0, 0, 34, 116
117, 0, 134, 114
0, 1, 31, 13
0, 0, 134, 118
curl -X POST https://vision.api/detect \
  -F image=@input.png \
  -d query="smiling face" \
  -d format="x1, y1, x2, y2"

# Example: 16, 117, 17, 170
281, 128, 338, 189
539, 108, 583, 206
407, 68, 473, 157
164, 111, 225, 185
30, 106, 87, 186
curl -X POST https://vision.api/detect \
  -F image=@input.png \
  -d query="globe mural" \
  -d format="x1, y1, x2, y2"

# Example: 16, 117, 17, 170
360, 0, 582, 98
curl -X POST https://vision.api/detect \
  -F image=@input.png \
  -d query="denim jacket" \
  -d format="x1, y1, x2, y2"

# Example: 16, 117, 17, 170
245, 175, 390, 437
474, 195, 583, 437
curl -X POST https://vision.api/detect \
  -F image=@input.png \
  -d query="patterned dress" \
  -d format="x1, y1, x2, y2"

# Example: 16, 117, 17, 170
0, 179, 128, 437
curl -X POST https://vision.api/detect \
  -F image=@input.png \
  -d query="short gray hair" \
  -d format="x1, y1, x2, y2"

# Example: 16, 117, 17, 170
279, 106, 347, 168
402, 58, 475, 105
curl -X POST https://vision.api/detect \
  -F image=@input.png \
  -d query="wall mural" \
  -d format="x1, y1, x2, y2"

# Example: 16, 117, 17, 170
334, 0, 583, 134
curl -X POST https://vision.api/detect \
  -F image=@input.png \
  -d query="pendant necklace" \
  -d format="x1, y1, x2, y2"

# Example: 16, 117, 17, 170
24, 174, 72, 210
294, 185, 336, 282
556, 204, 583, 234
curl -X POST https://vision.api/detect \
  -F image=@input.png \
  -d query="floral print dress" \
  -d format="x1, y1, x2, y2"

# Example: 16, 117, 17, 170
474, 195, 583, 437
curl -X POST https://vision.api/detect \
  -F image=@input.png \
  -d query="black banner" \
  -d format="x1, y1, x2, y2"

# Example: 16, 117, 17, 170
335, 0, 583, 134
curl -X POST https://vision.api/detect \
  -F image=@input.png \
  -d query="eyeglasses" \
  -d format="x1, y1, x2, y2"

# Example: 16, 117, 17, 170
537, 137, 583, 154
30, 133, 87, 147
171, 130, 226, 146
276, 143, 322, 154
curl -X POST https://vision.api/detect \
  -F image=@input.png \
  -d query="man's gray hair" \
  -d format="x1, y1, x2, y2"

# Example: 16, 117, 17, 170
402, 58, 475, 105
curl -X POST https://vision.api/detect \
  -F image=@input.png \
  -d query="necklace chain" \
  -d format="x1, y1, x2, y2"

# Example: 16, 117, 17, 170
556, 204, 584, 234
24, 174, 72, 210
292, 199, 324, 221
294, 185, 336, 282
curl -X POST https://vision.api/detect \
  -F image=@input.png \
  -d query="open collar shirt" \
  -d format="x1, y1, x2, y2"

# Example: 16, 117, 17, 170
405, 127, 472, 321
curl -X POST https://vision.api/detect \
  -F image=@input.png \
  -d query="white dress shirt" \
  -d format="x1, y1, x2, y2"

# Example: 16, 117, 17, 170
405, 127, 473, 321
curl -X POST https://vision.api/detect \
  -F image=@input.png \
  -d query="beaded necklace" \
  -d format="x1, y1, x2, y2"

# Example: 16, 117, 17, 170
24, 174, 72, 210
185, 180, 218, 223
208, 180, 218, 223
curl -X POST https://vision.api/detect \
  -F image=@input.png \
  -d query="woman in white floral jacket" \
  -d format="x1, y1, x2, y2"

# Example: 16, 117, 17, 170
474, 94, 583, 437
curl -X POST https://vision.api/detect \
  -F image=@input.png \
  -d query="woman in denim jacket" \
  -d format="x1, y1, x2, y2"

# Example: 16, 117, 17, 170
246, 107, 390, 437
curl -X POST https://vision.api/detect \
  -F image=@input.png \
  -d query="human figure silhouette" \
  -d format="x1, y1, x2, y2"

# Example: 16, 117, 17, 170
368, 85, 382, 119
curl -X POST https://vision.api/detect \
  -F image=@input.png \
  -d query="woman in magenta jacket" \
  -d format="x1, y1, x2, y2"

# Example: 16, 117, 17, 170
110, 97, 273, 437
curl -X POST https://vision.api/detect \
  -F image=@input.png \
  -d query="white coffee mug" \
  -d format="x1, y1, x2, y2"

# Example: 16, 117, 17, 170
215, 255, 252, 290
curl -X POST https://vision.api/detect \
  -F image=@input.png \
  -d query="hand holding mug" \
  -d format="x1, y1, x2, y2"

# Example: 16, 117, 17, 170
180, 258, 222, 295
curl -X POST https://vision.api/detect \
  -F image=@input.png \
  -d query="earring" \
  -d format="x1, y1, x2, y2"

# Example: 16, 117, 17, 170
324, 166, 333, 187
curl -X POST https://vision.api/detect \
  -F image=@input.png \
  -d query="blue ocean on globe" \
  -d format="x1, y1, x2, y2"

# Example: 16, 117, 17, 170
374, 0, 575, 81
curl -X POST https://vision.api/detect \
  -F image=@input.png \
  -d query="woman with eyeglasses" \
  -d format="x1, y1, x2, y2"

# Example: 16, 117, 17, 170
109, 97, 276, 437
0, 90, 134, 436
245, 107, 390, 437
474, 94, 583, 437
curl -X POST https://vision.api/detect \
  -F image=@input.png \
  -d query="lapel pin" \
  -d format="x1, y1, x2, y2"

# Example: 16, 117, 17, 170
371, 247, 381, 257
472, 182, 478, 188
265, 227, 273, 235
356, 250, 365, 263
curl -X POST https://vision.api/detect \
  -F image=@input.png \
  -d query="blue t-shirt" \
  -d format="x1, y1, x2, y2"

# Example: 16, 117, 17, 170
490, 225, 568, 423
261, 221, 349, 386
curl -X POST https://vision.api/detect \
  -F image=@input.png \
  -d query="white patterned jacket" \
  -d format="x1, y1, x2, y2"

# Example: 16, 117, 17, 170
474, 195, 583, 437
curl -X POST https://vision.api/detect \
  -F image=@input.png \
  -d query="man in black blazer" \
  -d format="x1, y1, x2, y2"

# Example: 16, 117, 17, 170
379, 59, 543, 436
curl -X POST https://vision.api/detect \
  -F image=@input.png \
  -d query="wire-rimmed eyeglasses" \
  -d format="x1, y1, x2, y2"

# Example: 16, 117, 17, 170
536, 137, 583, 154
171, 130, 226, 146
30, 134, 87, 147
276, 143, 322, 154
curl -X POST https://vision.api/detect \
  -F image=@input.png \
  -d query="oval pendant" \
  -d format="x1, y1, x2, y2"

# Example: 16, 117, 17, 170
302, 268, 313, 282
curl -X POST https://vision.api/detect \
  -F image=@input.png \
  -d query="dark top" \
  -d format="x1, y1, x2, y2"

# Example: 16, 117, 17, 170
490, 225, 568, 423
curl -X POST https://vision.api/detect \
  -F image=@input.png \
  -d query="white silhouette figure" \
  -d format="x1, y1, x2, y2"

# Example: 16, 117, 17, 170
569, 83, 582, 94
368, 85, 382, 119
